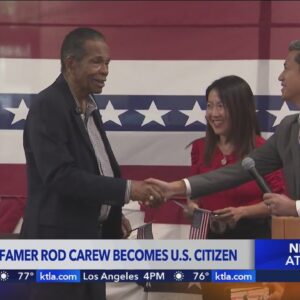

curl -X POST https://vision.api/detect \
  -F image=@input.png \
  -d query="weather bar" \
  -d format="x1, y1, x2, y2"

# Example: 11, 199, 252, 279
1, 270, 300, 283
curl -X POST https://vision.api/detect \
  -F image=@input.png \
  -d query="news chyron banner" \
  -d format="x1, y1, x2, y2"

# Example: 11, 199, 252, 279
0, 240, 250, 270
0, 240, 252, 284
0, 240, 300, 285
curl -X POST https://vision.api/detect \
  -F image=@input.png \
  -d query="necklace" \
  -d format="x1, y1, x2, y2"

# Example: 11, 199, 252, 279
221, 156, 227, 166
218, 141, 233, 166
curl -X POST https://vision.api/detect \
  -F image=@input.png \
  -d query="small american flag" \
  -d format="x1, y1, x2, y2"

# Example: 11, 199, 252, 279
137, 223, 154, 240
189, 209, 210, 240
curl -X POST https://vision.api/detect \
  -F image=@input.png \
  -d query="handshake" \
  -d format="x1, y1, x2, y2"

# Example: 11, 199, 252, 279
130, 178, 186, 207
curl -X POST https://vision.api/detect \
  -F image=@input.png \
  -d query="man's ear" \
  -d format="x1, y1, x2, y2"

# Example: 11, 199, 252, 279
64, 56, 75, 73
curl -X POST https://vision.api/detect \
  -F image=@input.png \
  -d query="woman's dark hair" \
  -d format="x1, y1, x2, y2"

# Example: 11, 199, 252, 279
204, 75, 260, 165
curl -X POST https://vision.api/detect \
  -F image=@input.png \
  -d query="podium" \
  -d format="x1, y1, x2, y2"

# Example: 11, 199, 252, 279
272, 216, 300, 239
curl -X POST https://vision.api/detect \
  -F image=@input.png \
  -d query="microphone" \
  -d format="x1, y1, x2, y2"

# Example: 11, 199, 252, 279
241, 157, 272, 193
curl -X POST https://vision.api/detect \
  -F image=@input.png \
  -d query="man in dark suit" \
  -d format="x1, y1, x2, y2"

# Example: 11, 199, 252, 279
21, 27, 163, 300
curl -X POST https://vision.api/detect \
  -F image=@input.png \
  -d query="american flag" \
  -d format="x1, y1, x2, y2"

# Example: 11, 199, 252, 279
189, 210, 210, 240
0, 2, 299, 240
137, 223, 154, 240
0, 62, 296, 219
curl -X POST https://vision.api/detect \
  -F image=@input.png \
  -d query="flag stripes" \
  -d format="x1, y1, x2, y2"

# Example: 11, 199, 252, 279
189, 210, 210, 240
137, 223, 154, 240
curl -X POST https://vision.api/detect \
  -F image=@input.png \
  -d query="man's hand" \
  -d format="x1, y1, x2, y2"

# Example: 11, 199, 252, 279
145, 178, 186, 200
263, 193, 298, 216
121, 215, 132, 239
130, 180, 165, 207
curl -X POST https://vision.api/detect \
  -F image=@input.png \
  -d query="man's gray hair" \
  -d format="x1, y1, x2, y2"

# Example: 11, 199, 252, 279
289, 40, 300, 65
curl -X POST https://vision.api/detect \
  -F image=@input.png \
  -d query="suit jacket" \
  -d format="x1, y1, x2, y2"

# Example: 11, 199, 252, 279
188, 114, 300, 200
21, 74, 127, 239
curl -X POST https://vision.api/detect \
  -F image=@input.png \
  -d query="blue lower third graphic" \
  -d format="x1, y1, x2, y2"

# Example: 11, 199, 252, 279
255, 240, 300, 270
81, 270, 211, 282
36, 270, 80, 283
212, 270, 256, 282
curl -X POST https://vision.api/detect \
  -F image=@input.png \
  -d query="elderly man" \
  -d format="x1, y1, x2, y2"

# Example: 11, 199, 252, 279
21, 27, 163, 300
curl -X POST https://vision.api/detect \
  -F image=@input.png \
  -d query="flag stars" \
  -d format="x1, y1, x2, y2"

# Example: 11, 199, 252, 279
180, 101, 206, 126
4, 98, 29, 125
136, 101, 171, 126
267, 102, 292, 127
99, 100, 127, 126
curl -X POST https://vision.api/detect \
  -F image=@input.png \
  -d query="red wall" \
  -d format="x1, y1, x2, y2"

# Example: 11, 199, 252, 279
1, 1, 300, 60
